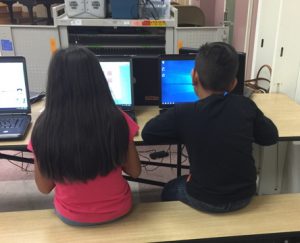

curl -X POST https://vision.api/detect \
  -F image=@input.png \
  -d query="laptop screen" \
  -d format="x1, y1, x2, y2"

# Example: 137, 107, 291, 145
99, 58, 133, 108
0, 57, 30, 113
160, 55, 199, 108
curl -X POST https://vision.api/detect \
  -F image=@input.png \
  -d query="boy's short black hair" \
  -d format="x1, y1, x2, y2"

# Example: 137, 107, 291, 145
194, 42, 239, 92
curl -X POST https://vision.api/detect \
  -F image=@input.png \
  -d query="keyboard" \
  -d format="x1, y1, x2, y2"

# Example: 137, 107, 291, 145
0, 116, 24, 129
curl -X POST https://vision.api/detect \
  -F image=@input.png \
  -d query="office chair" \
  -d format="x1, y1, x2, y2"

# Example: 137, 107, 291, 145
18, 0, 64, 24
244, 64, 272, 93
0, 0, 17, 23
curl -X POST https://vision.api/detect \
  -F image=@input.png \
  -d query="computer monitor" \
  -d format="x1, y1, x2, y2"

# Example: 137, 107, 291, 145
0, 57, 30, 113
159, 54, 198, 108
99, 57, 134, 109
179, 47, 245, 96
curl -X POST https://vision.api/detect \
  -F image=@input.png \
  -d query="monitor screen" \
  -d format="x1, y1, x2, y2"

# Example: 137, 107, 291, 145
160, 55, 199, 107
99, 59, 133, 108
0, 60, 29, 111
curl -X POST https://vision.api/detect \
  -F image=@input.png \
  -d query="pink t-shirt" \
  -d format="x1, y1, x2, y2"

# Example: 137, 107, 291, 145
28, 111, 139, 223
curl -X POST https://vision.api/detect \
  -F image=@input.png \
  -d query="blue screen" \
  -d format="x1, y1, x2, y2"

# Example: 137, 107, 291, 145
100, 61, 132, 107
161, 59, 199, 105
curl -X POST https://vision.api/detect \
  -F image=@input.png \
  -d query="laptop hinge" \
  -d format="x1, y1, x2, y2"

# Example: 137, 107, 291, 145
0, 113, 29, 116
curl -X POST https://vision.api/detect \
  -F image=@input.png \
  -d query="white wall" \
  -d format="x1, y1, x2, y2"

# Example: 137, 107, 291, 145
214, 0, 225, 26
232, 0, 249, 52
245, 0, 258, 80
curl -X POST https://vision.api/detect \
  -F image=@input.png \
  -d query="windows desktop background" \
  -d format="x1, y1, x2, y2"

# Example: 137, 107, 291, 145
161, 59, 199, 104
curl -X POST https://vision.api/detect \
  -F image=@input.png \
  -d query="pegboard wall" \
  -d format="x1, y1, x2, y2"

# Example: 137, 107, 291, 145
175, 26, 229, 52
11, 26, 60, 92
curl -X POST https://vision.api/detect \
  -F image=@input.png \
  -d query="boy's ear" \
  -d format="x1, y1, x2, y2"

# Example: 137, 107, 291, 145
228, 78, 237, 92
192, 69, 198, 86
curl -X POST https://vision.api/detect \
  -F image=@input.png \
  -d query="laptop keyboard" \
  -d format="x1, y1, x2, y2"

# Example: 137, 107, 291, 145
0, 117, 23, 129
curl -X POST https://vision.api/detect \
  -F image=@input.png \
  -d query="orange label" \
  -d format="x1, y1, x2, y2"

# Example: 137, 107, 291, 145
50, 38, 57, 54
177, 40, 183, 52
149, 20, 166, 27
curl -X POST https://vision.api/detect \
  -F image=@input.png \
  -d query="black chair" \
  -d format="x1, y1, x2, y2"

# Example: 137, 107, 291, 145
0, 0, 17, 23
18, 0, 64, 24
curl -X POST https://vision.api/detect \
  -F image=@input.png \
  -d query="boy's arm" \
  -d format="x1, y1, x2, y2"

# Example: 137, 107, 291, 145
253, 108, 279, 145
142, 108, 179, 144
34, 158, 55, 194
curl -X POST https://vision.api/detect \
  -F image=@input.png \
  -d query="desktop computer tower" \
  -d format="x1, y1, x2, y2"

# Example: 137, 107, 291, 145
65, 0, 106, 18
235, 52, 246, 95
133, 56, 160, 106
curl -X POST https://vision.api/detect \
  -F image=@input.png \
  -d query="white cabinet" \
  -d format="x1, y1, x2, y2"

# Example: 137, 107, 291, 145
252, 0, 300, 100
251, 0, 281, 78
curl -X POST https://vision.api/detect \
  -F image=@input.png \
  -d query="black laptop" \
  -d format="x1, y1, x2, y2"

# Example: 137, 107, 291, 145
0, 56, 31, 140
99, 56, 136, 121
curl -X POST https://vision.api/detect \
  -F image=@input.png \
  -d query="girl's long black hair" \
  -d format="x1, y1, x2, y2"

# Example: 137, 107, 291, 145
32, 46, 129, 183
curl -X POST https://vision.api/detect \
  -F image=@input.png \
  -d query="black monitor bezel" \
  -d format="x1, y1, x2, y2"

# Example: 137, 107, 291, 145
98, 56, 135, 111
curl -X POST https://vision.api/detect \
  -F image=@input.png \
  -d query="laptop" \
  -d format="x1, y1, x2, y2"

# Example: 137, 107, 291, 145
0, 56, 31, 140
99, 57, 137, 121
159, 54, 198, 110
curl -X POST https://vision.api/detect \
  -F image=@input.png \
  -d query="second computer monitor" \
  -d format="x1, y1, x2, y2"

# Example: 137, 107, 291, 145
99, 57, 133, 109
160, 54, 198, 108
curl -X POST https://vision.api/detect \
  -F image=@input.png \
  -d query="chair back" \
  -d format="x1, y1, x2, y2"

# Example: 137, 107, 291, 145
245, 64, 272, 93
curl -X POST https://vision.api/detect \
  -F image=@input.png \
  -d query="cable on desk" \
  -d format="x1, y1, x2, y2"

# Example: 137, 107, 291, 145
138, 146, 168, 173
4, 151, 34, 173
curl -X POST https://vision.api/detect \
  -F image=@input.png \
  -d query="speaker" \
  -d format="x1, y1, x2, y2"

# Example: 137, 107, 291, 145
65, 0, 106, 18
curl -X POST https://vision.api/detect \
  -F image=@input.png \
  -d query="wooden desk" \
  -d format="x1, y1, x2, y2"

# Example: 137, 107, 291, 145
134, 106, 159, 143
0, 193, 300, 242
1, 93, 300, 149
251, 93, 300, 194
252, 93, 300, 141
1, 93, 300, 189
0, 102, 159, 149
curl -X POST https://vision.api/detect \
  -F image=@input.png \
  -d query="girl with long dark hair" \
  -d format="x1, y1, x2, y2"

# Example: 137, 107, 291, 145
29, 46, 141, 226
